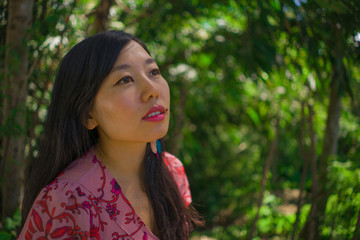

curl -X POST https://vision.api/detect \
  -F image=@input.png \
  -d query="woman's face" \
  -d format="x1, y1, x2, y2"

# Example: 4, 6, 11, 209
87, 40, 170, 145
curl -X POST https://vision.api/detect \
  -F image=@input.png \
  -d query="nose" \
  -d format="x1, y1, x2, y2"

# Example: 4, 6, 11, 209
141, 76, 160, 102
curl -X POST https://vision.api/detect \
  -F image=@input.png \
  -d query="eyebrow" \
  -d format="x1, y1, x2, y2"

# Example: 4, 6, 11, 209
111, 58, 156, 72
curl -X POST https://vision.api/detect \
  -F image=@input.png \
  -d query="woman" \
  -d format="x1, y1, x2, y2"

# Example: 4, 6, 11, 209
19, 30, 203, 239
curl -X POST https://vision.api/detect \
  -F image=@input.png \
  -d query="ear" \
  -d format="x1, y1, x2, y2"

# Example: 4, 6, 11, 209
84, 113, 98, 130
150, 141, 157, 154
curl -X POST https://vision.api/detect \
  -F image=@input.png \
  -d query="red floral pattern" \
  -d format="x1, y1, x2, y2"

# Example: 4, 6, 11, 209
18, 149, 191, 240
106, 203, 120, 220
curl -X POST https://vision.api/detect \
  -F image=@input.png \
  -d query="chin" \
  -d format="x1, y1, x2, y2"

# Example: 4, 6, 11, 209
156, 129, 169, 139
149, 126, 169, 141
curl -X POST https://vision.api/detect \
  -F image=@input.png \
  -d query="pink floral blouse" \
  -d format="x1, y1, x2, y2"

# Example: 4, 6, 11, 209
18, 149, 192, 240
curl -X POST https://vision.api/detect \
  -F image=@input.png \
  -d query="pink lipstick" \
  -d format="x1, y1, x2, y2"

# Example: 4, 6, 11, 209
143, 105, 167, 122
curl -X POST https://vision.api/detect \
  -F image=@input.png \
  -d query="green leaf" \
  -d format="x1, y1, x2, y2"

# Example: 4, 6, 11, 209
246, 107, 261, 126
0, 232, 12, 240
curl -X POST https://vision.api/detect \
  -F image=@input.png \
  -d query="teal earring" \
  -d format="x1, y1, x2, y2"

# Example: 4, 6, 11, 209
156, 140, 162, 158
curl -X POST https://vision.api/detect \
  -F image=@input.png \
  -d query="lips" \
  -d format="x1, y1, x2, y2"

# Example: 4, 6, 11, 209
143, 105, 167, 122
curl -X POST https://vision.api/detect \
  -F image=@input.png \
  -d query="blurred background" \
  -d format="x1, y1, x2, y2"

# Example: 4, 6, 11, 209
1, 0, 360, 239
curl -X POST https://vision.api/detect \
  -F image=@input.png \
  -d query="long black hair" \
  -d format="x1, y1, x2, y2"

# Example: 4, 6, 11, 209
22, 30, 203, 239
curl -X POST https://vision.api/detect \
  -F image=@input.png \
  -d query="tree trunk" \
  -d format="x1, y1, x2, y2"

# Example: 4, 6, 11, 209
93, 0, 114, 33
2, 0, 34, 220
291, 102, 309, 240
314, 59, 343, 239
307, 103, 318, 240
247, 114, 280, 240
300, 58, 343, 239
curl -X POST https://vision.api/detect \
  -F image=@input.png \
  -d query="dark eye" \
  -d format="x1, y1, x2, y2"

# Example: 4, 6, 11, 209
150, 69, 160, 76
116, 76, 133, 85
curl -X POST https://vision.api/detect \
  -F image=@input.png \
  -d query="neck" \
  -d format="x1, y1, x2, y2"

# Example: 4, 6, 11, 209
94, 139, 147, 180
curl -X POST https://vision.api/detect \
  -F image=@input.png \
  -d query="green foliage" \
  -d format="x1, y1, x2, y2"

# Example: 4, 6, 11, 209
191, 225, 248, 240
1, 0, 360, 238
321, 161, 360, 239
0, 209, 21, 239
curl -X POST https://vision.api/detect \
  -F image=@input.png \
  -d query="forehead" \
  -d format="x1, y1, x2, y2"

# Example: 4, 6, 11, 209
116, 40, 150, 62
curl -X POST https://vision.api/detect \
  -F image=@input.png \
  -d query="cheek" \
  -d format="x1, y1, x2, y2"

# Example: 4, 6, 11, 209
94, 94, 132, 124
106, 95, 138, 120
